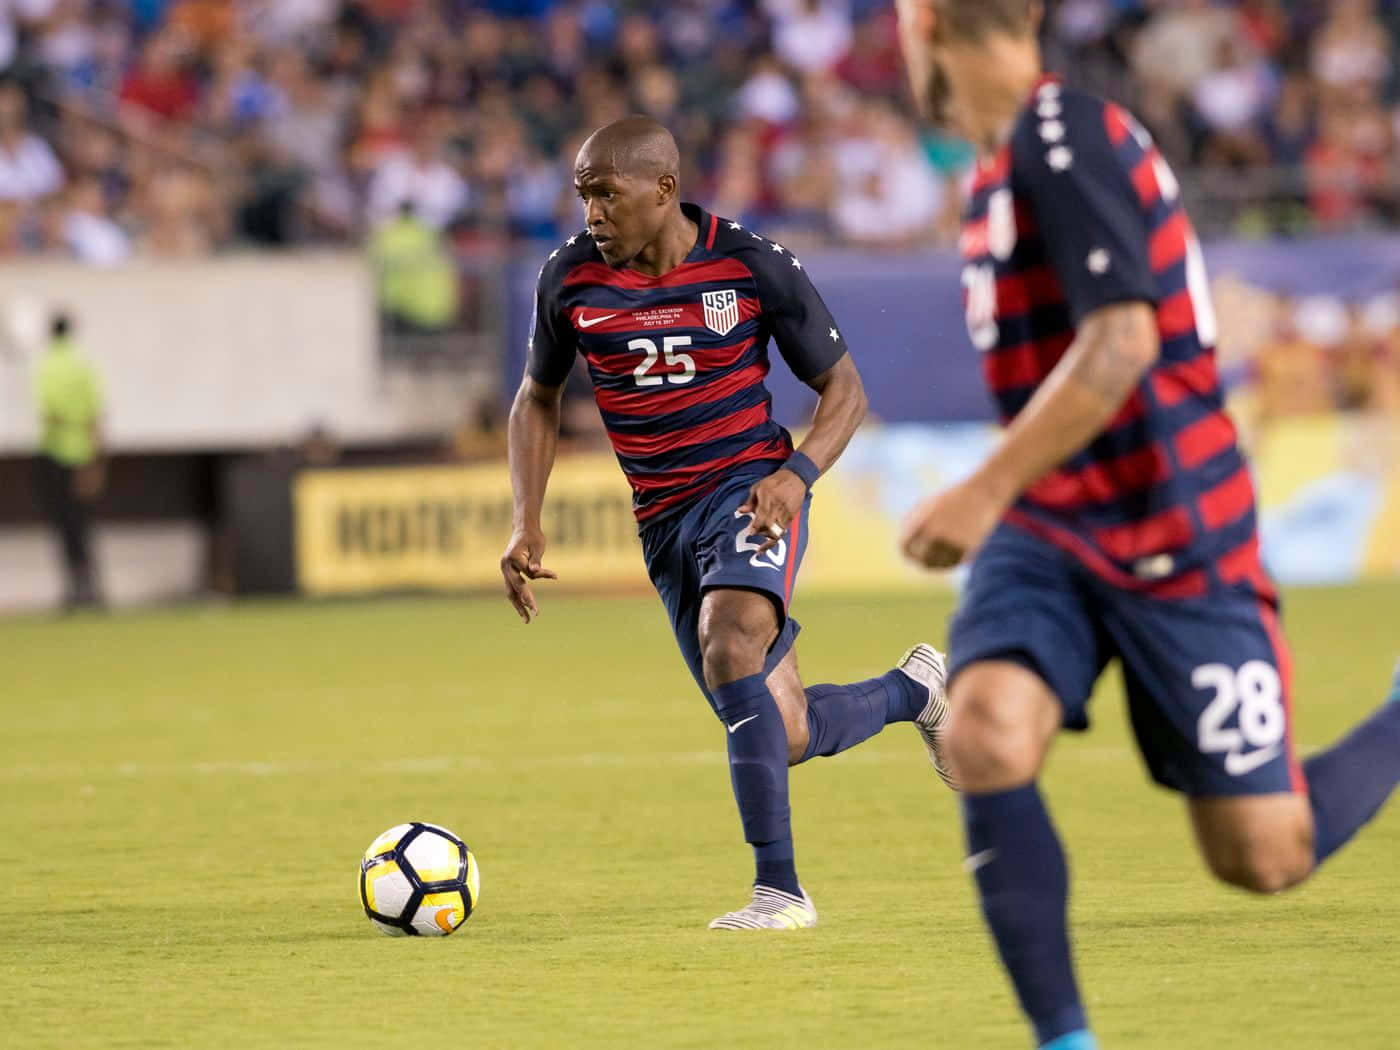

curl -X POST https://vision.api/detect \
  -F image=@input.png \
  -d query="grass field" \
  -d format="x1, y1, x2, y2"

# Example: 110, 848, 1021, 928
4, 584, 1399, 1049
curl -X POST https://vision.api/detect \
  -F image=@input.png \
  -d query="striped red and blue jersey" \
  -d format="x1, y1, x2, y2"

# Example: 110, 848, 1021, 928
960, 76, 1273, 602
528, 203, 847, 526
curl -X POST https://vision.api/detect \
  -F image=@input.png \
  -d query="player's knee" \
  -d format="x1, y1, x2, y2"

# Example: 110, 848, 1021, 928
1208, 851, 1312, 895
945, 693, 1042, 788
699, 619, 769, 687
1204, 826, 1314, 895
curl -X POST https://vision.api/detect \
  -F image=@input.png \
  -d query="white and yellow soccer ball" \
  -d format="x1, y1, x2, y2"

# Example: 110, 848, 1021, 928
359, 822, 480, 937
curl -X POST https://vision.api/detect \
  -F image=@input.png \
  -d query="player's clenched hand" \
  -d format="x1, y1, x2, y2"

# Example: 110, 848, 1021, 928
899, 477, 1005, 570
740, 469, 806, 553
500, 527, 557, 624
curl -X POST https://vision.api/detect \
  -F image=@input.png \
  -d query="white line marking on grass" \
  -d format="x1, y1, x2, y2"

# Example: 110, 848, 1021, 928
0, 751, 724, 781
1, 744, 1320, 782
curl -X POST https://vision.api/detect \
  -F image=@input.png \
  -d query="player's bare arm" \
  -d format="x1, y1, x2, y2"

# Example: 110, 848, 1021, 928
501, 375, 563, 623
743, 353, 867, 552
979, 301, 1159, 502
901, 301, 1158, 568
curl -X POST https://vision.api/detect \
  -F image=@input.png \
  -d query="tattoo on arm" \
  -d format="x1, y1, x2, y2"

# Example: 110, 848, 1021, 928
1066, 303, 1159, 404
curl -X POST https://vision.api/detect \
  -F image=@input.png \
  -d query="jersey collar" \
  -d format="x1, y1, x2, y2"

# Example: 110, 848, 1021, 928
681, 202, 712, 258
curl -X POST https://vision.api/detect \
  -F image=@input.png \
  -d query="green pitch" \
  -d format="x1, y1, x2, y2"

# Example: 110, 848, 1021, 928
4, 585, 1399, 1048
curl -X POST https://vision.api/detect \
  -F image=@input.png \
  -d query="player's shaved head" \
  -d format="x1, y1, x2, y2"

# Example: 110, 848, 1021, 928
576, 116, 680, 182
574, 116, 691, 271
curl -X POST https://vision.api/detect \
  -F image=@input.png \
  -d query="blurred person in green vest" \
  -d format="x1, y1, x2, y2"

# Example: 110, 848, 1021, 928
369, 200, 459, 333
32, 312, 104, 609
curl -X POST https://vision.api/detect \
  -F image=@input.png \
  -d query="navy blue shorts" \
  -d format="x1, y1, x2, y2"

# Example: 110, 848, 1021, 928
640, 468, 811, 711
948, 524, 1304, 798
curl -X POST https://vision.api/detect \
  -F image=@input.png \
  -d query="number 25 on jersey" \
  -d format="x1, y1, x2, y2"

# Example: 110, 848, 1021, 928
630, 336, 695, 387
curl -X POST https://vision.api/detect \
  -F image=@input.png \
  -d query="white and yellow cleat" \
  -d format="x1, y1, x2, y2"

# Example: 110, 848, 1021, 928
897, 643, 958, 791
708, 886, 818, 930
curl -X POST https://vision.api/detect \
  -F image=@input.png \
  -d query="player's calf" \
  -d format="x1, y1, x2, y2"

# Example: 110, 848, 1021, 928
763, 649, 812, 764
795, 645, 948, 773
700, 587, 803, 898
1297, 660, 1400, 869
946, 662, 1091, 1050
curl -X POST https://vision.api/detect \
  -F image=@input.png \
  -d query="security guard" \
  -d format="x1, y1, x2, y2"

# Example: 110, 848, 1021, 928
33, 312, 104, 608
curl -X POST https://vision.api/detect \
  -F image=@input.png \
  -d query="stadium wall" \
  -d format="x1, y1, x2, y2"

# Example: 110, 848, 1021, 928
506, 233, 1400, 427
0, 253, 462, 454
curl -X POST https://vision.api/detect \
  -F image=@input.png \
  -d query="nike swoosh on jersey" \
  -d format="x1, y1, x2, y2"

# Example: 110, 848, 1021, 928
576, 313, 619, 328
1223, 744, 1282, 777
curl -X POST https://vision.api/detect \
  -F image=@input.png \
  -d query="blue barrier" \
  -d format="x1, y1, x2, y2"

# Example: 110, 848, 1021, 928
504, 233, 1400, 426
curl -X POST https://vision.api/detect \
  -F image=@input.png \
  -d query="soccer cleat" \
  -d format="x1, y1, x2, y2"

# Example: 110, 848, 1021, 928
708, 885, 818, 930
1040, 1030, 1099, 1050
897, 644, 958, 790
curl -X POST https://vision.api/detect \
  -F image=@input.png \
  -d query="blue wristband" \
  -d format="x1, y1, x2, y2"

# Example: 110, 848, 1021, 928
783, 451, 821, 489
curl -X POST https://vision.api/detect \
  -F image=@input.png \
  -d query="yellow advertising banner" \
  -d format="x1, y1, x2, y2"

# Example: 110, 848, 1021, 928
1248, 413, 1400, 582
293, 416, 1400, 597
294, 457, 645, 595
292, 446, 956, 598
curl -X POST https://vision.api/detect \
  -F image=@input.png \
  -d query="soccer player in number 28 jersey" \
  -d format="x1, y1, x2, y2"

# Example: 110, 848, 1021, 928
892, 3, 1400, 1048
501, 117, 955, 930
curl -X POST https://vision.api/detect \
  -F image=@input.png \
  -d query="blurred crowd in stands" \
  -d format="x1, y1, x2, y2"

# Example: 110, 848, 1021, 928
1214, 276, 1400, 425
0, 0, 1394, 265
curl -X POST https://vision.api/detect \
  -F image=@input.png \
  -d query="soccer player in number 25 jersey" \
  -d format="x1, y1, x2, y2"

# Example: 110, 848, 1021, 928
501, 117, 955, 930
892, 2, 1400, 1048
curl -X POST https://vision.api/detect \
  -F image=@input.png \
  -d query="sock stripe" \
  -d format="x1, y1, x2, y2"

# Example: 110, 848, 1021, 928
782, 505, 803, 605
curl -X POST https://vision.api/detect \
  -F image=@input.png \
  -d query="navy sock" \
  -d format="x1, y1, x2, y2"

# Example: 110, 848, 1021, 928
962, 784, 1087, 1047
800, 671, 925, 762
1305, 669, 1400, 864
712, 672, 799, 896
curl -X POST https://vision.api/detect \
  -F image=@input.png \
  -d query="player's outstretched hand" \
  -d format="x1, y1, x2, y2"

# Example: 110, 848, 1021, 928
741, 469, 807, 553
899, 477, 1005, 570
500, 527, 558, 624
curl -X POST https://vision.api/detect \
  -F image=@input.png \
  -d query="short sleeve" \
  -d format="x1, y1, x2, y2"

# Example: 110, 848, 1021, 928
1011, 95, 1157, 324
751, 246, 848, 382
525, 265, 577, 387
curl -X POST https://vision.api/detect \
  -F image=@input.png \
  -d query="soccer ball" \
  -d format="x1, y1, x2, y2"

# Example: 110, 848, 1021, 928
359, 822, 480, 936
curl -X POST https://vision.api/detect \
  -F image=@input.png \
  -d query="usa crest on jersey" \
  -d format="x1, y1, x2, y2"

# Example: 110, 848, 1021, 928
702, 289, 740, 336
